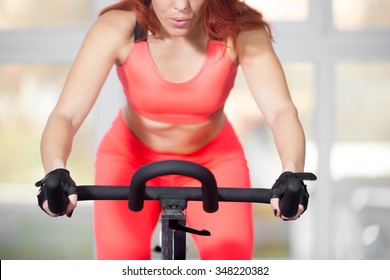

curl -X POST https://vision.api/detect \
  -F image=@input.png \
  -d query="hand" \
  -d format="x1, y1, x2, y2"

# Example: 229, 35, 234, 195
35, 168, 78, 217
270, 171, 316, 220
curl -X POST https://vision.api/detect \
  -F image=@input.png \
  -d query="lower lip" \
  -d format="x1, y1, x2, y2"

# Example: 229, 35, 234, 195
171, 19, 189, 28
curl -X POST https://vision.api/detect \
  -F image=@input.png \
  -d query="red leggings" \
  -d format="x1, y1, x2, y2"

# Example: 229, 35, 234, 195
94, 112, 253, 259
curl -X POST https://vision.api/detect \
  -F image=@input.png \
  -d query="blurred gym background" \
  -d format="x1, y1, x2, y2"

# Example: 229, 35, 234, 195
1, 0, 389, 259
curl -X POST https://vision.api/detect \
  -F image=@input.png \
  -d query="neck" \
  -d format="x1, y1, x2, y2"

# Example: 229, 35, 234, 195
156, 21, 208, 43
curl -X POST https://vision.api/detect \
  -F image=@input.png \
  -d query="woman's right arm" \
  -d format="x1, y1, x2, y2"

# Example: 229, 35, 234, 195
38, 10, 135, 216
41, 10, 135, 172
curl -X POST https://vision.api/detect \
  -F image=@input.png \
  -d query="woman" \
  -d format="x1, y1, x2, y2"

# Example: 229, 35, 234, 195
35, 0, 313, 259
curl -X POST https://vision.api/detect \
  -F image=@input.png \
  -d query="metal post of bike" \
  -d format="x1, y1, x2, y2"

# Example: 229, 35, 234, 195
161, 206, 186, 260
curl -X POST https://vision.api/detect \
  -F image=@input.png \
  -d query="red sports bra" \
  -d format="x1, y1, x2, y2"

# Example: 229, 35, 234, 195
116, 40, 238, 125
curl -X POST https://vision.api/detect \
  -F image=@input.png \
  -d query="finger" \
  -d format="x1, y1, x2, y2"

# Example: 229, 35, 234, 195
281, 205, 304, 221
66, 194, 78, 217
270, 197, 280, 217
42, 200, 63, 217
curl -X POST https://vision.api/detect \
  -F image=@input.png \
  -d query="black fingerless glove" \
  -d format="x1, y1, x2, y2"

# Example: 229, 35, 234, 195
35, 168, 77, 214
270, 171, 317, 214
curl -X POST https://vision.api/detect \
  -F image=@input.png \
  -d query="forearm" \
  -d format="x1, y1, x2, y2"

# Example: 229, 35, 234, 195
40, 113, 76, 174
270, 106, 306, 173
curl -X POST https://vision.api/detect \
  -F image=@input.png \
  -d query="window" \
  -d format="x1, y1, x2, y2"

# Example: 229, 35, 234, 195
331, 62, 390, 180
0, 0, 98, 260
0, 0, 93, 29
0, 64, 94, 184
246, 0, 309, 22
333, 0, 390, 30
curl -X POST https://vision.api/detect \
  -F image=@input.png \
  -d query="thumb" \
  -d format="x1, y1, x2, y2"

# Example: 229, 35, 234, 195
270, 197, 280, 217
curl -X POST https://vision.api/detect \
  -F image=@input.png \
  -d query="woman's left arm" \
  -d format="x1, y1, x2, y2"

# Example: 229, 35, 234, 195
237, 27, 305, 173
237, 28, 306, 218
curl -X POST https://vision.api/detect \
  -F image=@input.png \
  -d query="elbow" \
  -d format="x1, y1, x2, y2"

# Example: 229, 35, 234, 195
46, 111, 78, 136
267, 104, 300, 130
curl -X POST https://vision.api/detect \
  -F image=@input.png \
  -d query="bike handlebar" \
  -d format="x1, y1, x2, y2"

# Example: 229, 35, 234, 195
76, 186, 271, 203
44, 160, 307, 218
129, 160, 219, 213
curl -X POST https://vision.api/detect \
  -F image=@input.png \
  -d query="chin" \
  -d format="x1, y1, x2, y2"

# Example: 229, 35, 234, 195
161, 23, 192, 37
170, 30, 189, 37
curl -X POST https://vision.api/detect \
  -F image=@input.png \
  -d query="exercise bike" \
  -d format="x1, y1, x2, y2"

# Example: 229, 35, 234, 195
44, 160, 316, 260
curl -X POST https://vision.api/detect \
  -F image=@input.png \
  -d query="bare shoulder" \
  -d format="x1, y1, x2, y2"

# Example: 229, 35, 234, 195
90, 9, 136, 43
96, 9, 135, 35
81, 9, 136, 63
236, 27, 274, 61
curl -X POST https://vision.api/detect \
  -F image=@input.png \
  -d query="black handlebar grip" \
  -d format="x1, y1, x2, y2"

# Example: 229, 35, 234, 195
45, 175, 67, 215
279, 178, 301, 218
129, 160, 219, 213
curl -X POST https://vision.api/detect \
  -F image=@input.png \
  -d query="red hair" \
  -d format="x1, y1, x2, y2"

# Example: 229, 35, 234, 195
99, 0, 272, 43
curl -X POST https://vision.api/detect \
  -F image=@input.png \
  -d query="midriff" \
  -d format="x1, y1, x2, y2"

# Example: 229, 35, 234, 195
121, 104, 226, 154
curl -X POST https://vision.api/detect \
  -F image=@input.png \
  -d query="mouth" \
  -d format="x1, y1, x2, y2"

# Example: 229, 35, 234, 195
170, 18, 190, 28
